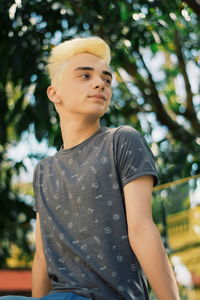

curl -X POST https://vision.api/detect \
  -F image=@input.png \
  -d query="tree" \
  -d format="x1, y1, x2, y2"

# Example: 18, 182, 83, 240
0, 0, 199, 265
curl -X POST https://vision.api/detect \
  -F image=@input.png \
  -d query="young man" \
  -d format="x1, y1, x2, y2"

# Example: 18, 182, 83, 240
1, 37, 180, 300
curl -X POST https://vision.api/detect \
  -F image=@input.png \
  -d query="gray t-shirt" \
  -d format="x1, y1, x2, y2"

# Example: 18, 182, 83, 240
33, 126, 158, 300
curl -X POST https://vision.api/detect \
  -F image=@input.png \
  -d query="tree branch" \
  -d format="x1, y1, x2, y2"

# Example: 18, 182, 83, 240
174, 29, 200, 133
121, 51, 195, 142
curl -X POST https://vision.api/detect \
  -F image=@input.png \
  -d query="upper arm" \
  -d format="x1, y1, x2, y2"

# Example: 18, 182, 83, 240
123, 175, 154, 240
34, 213, 45, 259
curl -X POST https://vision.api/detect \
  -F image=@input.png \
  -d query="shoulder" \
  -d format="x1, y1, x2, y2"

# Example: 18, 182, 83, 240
33, 155, 55, 175
112, 125, 145, 144
115, 125, 142, 136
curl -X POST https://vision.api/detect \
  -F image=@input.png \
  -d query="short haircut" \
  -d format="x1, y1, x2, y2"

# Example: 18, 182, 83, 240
47, 37, 111, 85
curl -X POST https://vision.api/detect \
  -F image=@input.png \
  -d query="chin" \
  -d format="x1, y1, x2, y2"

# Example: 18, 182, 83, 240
86, 110, 106, 121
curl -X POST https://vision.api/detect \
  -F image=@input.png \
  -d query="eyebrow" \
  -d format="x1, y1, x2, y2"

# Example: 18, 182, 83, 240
74, 67, 112, 79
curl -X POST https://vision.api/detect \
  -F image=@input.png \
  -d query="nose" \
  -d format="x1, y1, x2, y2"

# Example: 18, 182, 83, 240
93, 76, 105, 90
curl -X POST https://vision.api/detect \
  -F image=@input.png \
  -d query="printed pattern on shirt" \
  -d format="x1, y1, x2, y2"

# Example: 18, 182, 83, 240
33, 126, 158, 300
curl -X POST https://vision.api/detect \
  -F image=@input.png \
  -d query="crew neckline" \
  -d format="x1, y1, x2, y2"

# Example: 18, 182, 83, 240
58, 127, 107, 154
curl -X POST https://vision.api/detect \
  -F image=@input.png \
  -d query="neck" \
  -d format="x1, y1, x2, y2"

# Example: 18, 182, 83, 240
60, 116, 100, 150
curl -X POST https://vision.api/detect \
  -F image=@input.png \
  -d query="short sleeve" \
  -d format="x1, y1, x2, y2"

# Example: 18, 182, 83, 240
113, 126, 159, 187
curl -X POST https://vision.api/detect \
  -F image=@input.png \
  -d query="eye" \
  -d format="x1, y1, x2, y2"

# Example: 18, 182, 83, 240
104, 78, 111, 85
80, 73, 90, 79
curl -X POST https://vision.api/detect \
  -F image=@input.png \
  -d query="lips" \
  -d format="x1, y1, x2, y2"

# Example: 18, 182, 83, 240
88, 94, 106, 101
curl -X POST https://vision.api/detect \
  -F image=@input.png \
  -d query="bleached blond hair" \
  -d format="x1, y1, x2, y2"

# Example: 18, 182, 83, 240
47, 37, 111, 86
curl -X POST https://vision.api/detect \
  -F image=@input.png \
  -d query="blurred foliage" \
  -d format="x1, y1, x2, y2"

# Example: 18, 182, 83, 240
0, 0, 200, 266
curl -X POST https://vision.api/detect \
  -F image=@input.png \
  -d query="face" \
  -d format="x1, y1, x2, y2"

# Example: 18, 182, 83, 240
48, 53, 112, 120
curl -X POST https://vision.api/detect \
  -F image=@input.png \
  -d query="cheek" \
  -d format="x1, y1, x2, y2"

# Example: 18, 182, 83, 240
106, 89, 112, 102
60, 85, 79, 102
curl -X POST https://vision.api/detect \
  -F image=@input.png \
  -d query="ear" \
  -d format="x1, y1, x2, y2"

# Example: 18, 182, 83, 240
47, 86, 61, 104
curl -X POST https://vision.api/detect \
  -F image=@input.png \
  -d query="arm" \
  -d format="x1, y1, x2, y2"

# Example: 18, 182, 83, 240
123, 175, 180, 300
32, 213, 52, 297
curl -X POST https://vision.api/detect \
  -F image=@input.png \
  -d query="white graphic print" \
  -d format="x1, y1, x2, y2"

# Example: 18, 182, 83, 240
95, 194, 102, 199
121, 235, 128, 240
113, 214, 120, 221
126, 150, 132, 156
45, 248, 51, 254
56, 242, 62, 248
88, 208, 93, 214
72, 240, 79, 244
55, 205, 61, 210
101, 157, 109, 164
93, 146, 98, 152
68, 222, 73, 229
104, 227, 112, 234
77, 176, 83, 182
79, 226, 87, 233
80, 161, 88, 167
81, 244, 87, 251
69, 158, 73, 165
112, 183, 119, 190
130, 264, 136, 271
116, 255, 123, 262
90, 166, 97, 174
121, 141, 127, 149
59, 234, 64, 240
130, 166, 137, 172
107, 200, 113, 206
58, 257, 65, 263
61, 170, 65, 176
97, 252, 103, 260
74, 256, 80, 262
72, 174, 78, 178
117, 285, 125, 292
100, 266, 107, 271
91, 182, 99, 188
58, 266, 65, 271
76, 196, 82, 204
94, 236, 101, 244
111, 272, 117, 277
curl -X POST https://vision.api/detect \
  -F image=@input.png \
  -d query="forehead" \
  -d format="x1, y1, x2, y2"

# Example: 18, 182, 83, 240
65, 53, 111, 72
